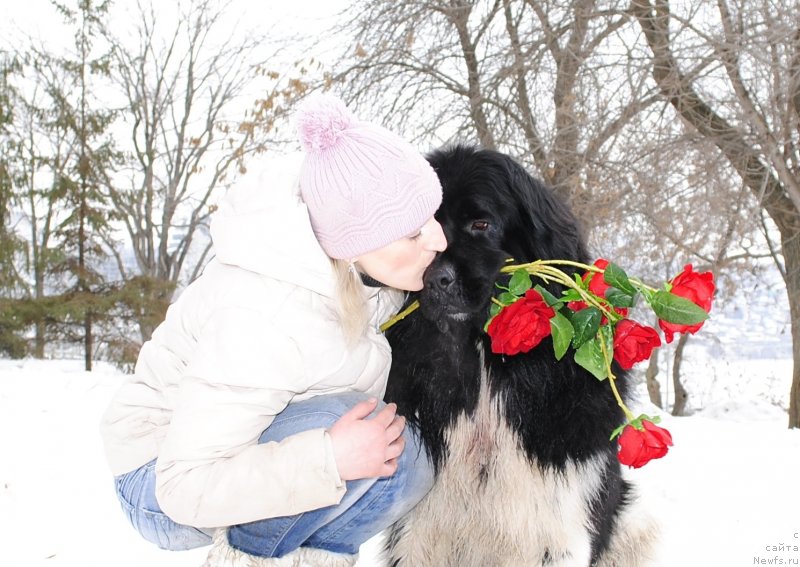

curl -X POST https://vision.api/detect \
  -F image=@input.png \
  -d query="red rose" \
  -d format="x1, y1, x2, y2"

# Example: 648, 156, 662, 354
658, 264, 715, 343
613, 319, 662, 370
587, 258, 611, 297
567, 258, 628, 321
488, 289, 555, 355
617, 420, 673, 468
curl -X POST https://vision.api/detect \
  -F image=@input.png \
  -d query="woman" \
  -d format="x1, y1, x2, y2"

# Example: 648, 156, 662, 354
100, 94, 447, 566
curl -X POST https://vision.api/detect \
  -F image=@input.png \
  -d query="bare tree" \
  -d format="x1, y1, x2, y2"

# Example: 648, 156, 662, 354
0, 0, 309, 363
330, 0, 660, 228
608, 119, 775, 413
104, 0, 297, 340
632, 0, 800, 427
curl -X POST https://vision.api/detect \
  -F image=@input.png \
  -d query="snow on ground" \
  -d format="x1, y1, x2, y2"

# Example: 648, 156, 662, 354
1, 357, 799, 567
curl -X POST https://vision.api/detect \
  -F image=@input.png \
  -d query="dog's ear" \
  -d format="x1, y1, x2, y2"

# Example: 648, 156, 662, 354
503, 156, 589, 265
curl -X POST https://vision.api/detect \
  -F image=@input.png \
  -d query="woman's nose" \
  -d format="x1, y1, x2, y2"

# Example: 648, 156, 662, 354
427, 220, 447, 252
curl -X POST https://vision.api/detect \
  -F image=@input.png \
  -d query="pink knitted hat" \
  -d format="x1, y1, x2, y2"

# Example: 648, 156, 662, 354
296, 94, 442, 260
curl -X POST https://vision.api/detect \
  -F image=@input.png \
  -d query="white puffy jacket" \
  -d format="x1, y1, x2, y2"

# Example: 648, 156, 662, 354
99, 154, 403, 528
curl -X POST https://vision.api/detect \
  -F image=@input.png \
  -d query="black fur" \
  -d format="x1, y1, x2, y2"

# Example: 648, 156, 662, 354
385, 145, 632, 564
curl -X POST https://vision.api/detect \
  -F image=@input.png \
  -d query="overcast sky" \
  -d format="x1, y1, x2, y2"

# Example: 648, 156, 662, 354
1, 0, 349, 56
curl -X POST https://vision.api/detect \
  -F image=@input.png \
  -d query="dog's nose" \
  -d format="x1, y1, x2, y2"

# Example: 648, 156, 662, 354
425, 264, 456, 293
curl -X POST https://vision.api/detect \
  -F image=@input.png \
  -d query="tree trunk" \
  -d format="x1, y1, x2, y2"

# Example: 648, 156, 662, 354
34, 321, 45, 358
449, 4, 496, 150
671, 334, 690, 416
646, 349, 663, 408
135, 277, 174, 344
84, 312, 93, 372
785, 233, 800, 428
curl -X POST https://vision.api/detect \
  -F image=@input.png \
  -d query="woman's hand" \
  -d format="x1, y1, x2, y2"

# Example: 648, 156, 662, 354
328, 398, 406, 481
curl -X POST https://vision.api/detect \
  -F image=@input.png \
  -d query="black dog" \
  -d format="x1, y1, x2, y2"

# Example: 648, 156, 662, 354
384, 145, 657, 566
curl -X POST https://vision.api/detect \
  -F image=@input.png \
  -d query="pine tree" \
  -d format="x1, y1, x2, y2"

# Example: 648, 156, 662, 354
0, 53, 29, 358
41, 0, 120, 370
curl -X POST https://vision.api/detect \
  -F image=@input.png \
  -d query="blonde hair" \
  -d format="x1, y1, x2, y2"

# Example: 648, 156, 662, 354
330, 258, 369, 345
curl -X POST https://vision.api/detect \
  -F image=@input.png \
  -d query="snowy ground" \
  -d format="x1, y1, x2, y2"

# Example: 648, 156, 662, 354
1, 357, 798, 567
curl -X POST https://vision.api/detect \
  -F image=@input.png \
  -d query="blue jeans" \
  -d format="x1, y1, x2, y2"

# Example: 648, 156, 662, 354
114, 392, 434, 557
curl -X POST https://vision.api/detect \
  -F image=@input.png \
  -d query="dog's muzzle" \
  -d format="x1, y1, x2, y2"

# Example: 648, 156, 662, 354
423, 263, 456, 295
419, 261, 473, 331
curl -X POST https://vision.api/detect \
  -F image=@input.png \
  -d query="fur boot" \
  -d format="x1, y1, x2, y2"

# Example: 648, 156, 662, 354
294, 546, 358, 567
203, 529, 358, 567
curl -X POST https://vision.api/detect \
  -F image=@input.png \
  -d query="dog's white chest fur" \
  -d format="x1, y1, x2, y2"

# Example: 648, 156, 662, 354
389, 364, 606, 567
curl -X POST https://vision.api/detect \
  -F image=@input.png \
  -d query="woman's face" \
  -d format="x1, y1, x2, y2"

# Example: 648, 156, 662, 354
355, 217, 447, 291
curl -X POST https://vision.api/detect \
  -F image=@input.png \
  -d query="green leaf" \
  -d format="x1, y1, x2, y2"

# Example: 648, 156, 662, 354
574, 337, 608, 380
606, 287, 635, 308
484, 304, 501, 333
561, 289, 583, 302
550, 311, 574, 360
508, 269, 532, 296
571, 307, 602, 348
534, 284, 564, 310
634, 413, 661, 425
610, 408, 663, 441
498, 292, 518, 305
650, 291, 708, 325
603, 262, 637, 295
609, 423, 627, 441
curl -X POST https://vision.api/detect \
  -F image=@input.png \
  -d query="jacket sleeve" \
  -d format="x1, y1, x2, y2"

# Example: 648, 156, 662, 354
154, 306, 346, 528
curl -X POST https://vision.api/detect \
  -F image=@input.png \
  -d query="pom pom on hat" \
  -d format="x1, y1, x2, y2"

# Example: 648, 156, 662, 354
296, 95, 355, 152
296, 94, 442, 260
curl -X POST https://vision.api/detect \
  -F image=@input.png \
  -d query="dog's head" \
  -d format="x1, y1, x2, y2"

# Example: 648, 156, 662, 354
419, 145, 589, 328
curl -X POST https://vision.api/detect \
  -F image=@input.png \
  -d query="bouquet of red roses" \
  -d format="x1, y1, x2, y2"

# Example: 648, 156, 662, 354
485, 259, 715, 468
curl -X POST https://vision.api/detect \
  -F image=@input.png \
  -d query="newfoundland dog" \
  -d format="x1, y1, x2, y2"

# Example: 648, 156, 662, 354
384, 145, 658, 566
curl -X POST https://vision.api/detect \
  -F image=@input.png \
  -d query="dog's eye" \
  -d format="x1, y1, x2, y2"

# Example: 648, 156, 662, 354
471, 220, 489, 232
